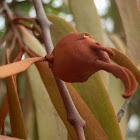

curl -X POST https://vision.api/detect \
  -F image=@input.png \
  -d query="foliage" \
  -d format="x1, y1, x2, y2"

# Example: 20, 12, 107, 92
0, 0, 140, 140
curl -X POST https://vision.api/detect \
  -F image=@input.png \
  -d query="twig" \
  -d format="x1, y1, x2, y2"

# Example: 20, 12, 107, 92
8, 35, 16, 54
0, 28, 10, 48
2, 1, 36, 56
117, 96, 133, 122
13, 16, 35, 23
32, 0, 86, 139
14, 21, 33, 31
1, 122, 6, 135
0, 7, 4, 14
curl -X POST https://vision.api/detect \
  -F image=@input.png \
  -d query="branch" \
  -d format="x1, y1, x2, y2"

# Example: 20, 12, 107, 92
32, 0, 86, 139
0, 28, 10, 48
2, 1, 36, 58
117, 96, 133, 122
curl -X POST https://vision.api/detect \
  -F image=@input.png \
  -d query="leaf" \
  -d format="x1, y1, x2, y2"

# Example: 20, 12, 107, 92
0, 135, 25, 140
108, 73, 127, 139
0, 56, 45, 78
5, 50, 27, 139
19, 20, 109, 139
21, 72, 38, 140
68, 1, 123, 139
109, 34, 126, 54
26, 57, 67, 140
47, 14, 77, 46
0, 94, 8, 129
109, 47, 140, 84
115, 0, 140, 65
69, 0, 104, 43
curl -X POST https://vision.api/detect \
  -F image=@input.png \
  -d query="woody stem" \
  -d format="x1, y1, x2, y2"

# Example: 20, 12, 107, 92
32, 0, 86, 140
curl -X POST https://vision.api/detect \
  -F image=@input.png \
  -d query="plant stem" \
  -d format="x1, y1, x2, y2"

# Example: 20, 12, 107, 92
117, 96, 133, 122
32, 0, 86, 139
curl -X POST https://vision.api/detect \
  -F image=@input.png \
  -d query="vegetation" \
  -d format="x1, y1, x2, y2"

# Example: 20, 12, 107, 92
0, 0, 140, 140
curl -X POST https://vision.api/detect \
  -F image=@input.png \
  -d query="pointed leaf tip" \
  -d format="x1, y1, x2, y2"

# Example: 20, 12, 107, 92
0, 57, 45, 79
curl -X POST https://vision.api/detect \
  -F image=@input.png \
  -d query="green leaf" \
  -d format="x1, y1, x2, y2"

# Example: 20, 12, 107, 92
5, 50, 27, 139
115, 0, 140, 65
48, 14, 77, 46
21, 73, 38, 140
69, 0, 104, 43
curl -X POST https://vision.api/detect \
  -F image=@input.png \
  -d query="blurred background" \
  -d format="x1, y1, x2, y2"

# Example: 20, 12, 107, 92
0, 0, 140, 140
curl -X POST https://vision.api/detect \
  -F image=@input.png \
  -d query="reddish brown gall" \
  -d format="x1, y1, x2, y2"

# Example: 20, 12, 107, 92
45, 32, 137, 98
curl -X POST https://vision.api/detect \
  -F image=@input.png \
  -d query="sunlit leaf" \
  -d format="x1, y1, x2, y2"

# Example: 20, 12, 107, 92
5, 50, 27, 139
115, 0, 140, 65
0, 56, 45, 79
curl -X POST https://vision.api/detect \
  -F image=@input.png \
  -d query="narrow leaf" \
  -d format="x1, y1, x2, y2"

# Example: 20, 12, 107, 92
69, 0, 104, 43
115, 0, 140, 65
21, 73, 38, 140
6, 50, 27, 139
0, 57, 45, 79
26, 56, 67, 140
0, 94, 8, 129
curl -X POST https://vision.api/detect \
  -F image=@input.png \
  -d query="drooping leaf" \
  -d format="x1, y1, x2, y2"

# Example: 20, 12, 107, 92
115, 0, 140, 65
5, 50, 27, 139
106, 41, 127, 139
0, 57, 45, 79
26, 57, 67, 140
108, 73, 127, 139
109, 47, 140, 84
68, 1, 123, 139
19, 20, 109, 139
21, 72, 38, 140
0, 94, 8, 129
